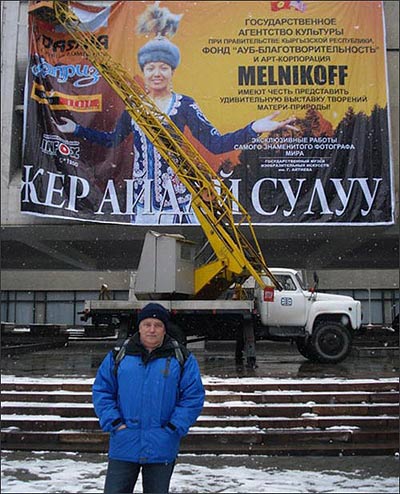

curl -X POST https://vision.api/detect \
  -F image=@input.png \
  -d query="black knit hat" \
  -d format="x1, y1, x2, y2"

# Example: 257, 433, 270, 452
137, 303, 170, 329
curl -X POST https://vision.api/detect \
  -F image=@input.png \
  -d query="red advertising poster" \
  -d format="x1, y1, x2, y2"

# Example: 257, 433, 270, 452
22, 1, 394, 226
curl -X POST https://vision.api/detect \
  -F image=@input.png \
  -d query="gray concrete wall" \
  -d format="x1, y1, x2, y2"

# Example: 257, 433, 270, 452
1, 268, 398, 292
1, 1, 25, 225
0, 270, 132, 291
304, 269, 399, 291
385, 1, 399, 215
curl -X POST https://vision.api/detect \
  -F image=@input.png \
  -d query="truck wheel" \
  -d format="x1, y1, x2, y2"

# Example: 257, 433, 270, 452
311, 322, 352, 363
295, 337, 318, 361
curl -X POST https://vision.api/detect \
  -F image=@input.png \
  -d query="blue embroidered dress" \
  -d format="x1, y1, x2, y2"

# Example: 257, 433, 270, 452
75, 93, 258, 224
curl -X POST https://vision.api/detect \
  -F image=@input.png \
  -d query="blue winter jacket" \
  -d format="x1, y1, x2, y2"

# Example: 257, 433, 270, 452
92, 334, 205, 463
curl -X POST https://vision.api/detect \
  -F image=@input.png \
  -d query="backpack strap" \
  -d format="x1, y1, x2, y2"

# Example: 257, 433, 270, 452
171, 338, 185, 368
112, 337, 130, 376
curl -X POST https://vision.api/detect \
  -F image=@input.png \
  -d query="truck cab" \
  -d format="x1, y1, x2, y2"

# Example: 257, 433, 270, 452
255, 268, 362, 363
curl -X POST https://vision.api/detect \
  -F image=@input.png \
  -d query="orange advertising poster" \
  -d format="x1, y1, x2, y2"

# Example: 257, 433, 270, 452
23, 1, 394, 226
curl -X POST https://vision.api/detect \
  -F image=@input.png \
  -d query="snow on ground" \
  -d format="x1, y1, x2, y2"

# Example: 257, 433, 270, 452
2, 374, 398, 385
1, 451, 399, 493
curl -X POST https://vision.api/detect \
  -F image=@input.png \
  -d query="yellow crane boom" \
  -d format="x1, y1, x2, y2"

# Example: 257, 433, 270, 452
29, 0, 282, 298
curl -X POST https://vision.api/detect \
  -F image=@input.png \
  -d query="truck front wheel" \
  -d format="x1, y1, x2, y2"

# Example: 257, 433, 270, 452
296, 336, 318, 361
311, 322, 352, 363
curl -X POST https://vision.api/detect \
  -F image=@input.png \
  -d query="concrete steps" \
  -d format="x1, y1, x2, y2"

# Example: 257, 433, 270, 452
1, 380, 398, 456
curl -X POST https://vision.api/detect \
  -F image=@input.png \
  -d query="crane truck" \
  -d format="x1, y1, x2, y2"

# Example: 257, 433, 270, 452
29, 1, 362, 366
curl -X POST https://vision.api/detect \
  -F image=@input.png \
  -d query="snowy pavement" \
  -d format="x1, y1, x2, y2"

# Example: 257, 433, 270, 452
1, 450, 399, 493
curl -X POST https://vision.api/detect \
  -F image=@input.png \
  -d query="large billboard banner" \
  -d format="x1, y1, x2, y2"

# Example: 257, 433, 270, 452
22, 1, 394, 225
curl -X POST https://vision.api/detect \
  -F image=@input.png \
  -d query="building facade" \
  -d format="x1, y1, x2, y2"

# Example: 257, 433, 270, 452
1, 1, 399, 326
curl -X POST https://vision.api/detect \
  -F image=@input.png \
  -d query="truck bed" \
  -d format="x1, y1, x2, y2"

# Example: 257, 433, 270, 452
85, 299, 254, 314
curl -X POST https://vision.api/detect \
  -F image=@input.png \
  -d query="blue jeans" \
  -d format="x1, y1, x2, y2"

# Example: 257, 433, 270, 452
104, 459, 175, 494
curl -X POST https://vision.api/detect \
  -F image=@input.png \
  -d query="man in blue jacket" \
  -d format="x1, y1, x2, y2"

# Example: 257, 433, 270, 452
93, 303, 205, 494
